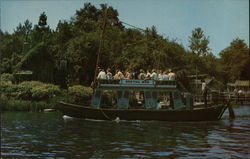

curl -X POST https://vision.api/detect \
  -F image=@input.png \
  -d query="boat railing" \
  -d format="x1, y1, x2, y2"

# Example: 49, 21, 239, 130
97, 79, 176, 89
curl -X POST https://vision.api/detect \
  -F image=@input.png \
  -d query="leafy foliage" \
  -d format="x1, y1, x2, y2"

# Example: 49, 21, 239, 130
68, 85, 93, 103
219, 38, 249, 83
0, 3, 248, 91
188, 27, 210, 56
0, 73, 14, 84
0, 81, 61, 100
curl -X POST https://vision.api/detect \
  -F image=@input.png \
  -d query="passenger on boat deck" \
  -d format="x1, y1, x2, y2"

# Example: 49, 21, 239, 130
113, 70, 119, 80
106, 68, 113, 80
97, 69, 107, 79
114, 69, 124, 80
131, 69, 138, 79
163, 71, 169, 80
158, 70, 164, 80
168, 69, 176, 80
125, 69, 132, 79
118, 70, 124, 79
145, 70, 151, 80
150, 69, 158, 80
138, 69, 146, 80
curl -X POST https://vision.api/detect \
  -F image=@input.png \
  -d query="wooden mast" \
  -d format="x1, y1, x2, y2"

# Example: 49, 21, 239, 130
93, 8, 108, 85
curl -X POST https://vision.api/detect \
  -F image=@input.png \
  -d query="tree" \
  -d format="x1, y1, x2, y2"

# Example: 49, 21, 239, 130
3, 2, 247, 89
219, 38, 249, 83
38, 12, 47, 27
15, 42, 55, 82
31, 12, 51, 44
0, 31, 23, 73
99, 4, 124, 30
14, 19, 32, 37
74, 3, 100, 32
188, 27, 210, 56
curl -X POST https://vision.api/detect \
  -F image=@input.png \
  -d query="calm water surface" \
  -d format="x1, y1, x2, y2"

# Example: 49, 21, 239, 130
1, 106, 250, 159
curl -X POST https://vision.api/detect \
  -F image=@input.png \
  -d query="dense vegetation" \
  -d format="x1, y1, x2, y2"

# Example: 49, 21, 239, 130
0, 3, 249, 92
0, 77, 92, 111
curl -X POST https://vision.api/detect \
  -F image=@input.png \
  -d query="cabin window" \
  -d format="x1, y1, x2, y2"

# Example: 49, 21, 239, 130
124, 91, 130, 98
95, 89, 101, 97
127, 91, 144, 108
145, 91, 151, 98
152, 91, 158, 99
157, 92, 171, 108
174, 92, 180, 99
100, 90, 116, 108
117, 91, 122, 98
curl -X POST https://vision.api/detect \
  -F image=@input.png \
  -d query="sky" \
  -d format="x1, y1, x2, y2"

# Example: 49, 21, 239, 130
1, 0, 249, 56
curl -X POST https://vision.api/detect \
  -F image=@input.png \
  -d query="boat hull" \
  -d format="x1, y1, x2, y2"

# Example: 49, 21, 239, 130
58, 101, 227, 122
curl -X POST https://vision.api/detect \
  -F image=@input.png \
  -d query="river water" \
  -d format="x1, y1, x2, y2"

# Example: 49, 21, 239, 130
1, 105, 250, 159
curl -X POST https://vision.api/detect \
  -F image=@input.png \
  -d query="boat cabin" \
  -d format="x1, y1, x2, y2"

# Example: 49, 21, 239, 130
91, 79, 193, 110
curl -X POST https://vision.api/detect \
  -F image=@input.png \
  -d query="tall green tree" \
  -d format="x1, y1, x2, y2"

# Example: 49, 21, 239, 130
14, 19, 32, 37
31, 12, 51, 44
38, 12, 47, 26
2, 2, 247, 90
0, 31, 23, 73
219, 38, 249, 83
188, 27, 210, 56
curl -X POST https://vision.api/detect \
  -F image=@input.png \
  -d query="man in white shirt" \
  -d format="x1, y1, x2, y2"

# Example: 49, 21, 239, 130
201, 79, 208, 108
168, 69, 176, 80
150, 69, 158, 80
97, 69, 107, 79
201, 81, 207, 93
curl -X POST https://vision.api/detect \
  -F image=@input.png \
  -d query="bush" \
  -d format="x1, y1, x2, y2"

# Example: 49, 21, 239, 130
0, 73, 14, 84
0, 97, 58, 111
0, 81, 62, 101
15, 81, 38, 100
68, 85, 93, 103
0, 81, 95, 111
0, 83, 18, 98
31, 83, 61, 100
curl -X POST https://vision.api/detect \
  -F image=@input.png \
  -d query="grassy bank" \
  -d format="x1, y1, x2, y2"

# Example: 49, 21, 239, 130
0, 97, 58, 111
0, 80, 92, 111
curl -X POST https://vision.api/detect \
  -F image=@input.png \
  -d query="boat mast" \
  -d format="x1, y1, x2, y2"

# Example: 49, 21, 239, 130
93, 9, 108, 84
195, 64, 198, 101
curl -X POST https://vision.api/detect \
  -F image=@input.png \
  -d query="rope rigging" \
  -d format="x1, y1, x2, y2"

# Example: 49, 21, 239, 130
120, 21, 147, 32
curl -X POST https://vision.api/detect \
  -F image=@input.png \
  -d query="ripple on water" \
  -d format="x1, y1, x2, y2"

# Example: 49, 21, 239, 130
1, 111, 250, 158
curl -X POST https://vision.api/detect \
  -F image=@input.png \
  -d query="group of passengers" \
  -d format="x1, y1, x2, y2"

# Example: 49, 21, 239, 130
97, 68, 176, 81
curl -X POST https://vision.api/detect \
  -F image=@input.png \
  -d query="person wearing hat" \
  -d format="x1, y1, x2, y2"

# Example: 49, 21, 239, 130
138, 69, 145, 80
145, 70, 152, 80
163, 70, 169, 80
106, 68, 113, 80
168, 69, 176, 80
150, 69, 158, 80
97, 69, 107, 79
158, 70, 164, 80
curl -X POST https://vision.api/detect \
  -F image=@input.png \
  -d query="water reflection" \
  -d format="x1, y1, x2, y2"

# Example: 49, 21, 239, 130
1, 106, 250, 158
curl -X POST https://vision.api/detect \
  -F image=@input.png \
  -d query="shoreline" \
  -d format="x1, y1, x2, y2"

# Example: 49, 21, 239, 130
0, 98, 59, 112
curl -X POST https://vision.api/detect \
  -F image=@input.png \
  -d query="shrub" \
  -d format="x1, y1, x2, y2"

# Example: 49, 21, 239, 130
31, 83, 61, 100
15, 81, 38, 100
0, 97, 57, 111
0, 73, 14, 84
68, 85, 93, 103
0, 83, 18, 98
0, 81, 62, 101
